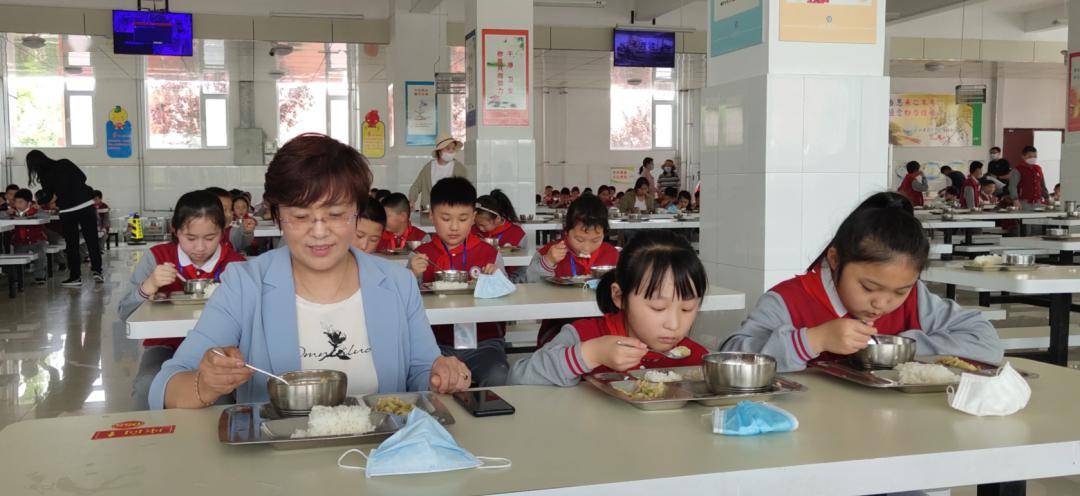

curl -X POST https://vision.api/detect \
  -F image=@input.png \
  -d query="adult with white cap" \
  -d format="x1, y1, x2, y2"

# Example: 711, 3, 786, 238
408, 133, 469, 211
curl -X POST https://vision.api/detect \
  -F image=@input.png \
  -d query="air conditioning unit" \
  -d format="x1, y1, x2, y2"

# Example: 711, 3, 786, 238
435, 72, 467, 95
955, 84, 987, 104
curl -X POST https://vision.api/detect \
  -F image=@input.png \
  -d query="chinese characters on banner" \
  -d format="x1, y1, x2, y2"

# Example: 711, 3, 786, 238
106, 105, 132, 158
779, 0, 877, 44
361, 109, 386, 159
1069, 53, 1080, 132
405, 81, 437, 146
482, 29, 529, 127
610, 167, 636, 186
889, 93, 982, 147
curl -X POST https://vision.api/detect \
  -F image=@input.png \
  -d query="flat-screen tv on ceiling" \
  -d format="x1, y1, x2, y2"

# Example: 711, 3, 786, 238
613, 29, 675, 68
113, 10, 193, 56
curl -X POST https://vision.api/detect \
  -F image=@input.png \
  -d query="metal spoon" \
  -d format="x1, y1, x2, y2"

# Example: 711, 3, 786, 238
211, 349, 290, 385
616, 340, 690, 360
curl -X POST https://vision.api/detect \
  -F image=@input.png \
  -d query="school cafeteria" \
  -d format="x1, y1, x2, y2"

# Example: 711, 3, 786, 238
6, 1, 1080, 495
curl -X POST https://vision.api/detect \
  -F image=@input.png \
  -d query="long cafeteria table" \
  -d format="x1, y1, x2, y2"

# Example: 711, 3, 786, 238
125, 283, 745, 339
0, 358, 1074, 495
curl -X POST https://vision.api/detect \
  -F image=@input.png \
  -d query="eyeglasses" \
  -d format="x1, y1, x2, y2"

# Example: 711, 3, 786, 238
279, 211, 358, 231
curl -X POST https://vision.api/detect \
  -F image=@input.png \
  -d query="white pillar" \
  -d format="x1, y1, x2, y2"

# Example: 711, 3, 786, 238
386, 0, 453, 194
701, 0, 889, 311
465, 0, 536, 216
1062, 1, 1080, 203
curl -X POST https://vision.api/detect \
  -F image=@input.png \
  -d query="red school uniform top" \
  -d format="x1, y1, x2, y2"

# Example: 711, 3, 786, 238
960, 175, 982, 209
566, 313, 709, 376
143, 241, 246, 349
10, 207, 48, 245
377, 223, 427, 252
897, 172, 925, 207
414, 234, 504, 345
769, 265, 922, 365
537, 238, 620, 277
473, 221, 526, 248
1014, 161, 1047, 204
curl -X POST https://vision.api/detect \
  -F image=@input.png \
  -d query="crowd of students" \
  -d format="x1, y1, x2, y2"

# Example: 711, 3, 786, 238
539, 183, 698, 214
898, 145, 1059, 211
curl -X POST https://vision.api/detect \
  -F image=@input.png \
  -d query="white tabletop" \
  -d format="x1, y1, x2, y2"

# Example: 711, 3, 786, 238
3, 358, 1079, 495
1023, 217, 1080, 227
951, 212, 1062, 221
993, 236, 1080, 252
923, 262, 1080, 294
253, 225, 281, 238
921, 220, 995, 230
0, 224, 11, 233
0, 218, 49, 227
125, 283, 746, 339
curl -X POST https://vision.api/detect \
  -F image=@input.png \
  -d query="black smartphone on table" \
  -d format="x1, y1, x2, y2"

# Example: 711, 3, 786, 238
452, 389, 515, 417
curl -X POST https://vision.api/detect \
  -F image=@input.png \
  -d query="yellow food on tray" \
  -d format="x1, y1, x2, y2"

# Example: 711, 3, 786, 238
620, 380, 667, 400
374, 396, 415, 416
938, 356, 979, 372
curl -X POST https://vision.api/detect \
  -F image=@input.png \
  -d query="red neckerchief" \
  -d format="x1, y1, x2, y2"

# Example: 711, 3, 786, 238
564, 235, 597, 275
387, 222, 414, 250
178, 245, 229, 281
483, 221, 514, 241
433, 234, 483, 271
796, 265, 843, 320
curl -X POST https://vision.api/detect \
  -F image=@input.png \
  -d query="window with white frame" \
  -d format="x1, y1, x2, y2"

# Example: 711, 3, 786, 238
6, 34, 96, 148
609, 64, 676, 151
145, 39, 229, 149
276, 42, 350, 145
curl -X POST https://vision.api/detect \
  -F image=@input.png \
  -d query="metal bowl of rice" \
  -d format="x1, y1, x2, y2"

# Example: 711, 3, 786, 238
268, 370, 348, 416
590, 265, 615, 279
435, 270, 469, 283
851, 335, 916, 370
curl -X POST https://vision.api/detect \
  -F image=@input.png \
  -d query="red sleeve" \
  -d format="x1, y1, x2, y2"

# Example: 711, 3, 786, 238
415, 243, 441, 283
598, 243, 620, 266
505, 224, 526, 247
408, 226, 427, 241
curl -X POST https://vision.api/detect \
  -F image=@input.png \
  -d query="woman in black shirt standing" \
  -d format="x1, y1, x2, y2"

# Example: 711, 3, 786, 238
26, 150, 103, 286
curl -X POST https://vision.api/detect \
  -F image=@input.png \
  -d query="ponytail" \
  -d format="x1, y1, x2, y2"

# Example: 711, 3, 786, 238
489, 189, 519, 223
808, 192, 927, 278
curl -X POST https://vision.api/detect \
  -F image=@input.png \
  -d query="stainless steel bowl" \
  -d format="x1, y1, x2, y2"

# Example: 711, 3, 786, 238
1004, 253, 1036, 266
940, 213, 956, 221
1047, 228, 1068, 237
183, 279, 212, 295
702, 352, 777, 393
406, 240, 423, 251
626, 213, 643, 221
1066, 200, 1077, 213
482, 237, 499, 248
590, 265, 615, 279
553, 211, 566, 220
435, 270, 469, 283
267, 370, 348, 415
851, 335, 916, 370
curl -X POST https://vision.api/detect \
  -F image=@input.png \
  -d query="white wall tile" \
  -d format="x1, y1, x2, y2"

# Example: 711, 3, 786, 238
858, 172, 890, 200
763, 173, 804, 271
803, 78, 860, 174
766, 75, 805, 173
859, 76, 890, 175
800, 173, 861, 268
743, 76, 768, 174
698, 173, 721, 264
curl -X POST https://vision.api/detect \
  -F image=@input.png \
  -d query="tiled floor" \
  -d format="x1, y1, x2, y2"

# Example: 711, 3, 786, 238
2, 247, 1080, 493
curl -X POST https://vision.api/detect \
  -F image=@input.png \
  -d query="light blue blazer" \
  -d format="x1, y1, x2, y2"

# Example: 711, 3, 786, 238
148, 246, 440, 409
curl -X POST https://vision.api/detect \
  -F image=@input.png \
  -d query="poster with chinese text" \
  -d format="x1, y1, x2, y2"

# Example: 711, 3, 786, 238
482, 29, 529, 126
405, 81, 437, 146
889, 94, 981, 147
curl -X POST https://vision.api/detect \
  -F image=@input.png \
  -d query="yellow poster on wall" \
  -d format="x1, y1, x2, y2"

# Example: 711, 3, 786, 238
889, 94, 982, 147
361, 110, 385, 159
610, 167, 636, 186
779, 0, 877, 44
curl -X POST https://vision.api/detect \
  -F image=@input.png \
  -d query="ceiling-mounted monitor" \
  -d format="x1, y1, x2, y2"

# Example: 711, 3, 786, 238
113, 9, 193, 56
613, 29, 675, 68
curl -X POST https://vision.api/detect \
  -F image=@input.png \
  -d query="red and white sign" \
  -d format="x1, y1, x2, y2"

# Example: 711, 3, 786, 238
481, 29, 530, 127
92, 424, 175, 440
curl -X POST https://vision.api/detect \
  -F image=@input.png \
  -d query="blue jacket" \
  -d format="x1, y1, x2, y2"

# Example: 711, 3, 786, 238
149, 246, 440, 409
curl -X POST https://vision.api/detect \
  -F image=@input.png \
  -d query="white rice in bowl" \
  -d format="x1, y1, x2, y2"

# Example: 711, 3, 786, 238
643, 370, 683, 383
432, 280, 470, 291
972, 254, 1003, 267
894, 362, 959, 385
291, 404, 375, 438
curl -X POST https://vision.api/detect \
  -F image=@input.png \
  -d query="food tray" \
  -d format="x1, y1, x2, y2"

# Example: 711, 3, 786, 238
544, 275, 594, 286
419, 281, 477, 295
1042, 234, 1080, 241
812, 356, 1038, 394
380, 248, 408, 255
1001, 264, 1040, 272
586, 367, 806, 409
962, 264, 1040, 272
152, 291, 210, 305
962, 264, 1002, 272
218, 393, 455, 450
498, 246, 525, 254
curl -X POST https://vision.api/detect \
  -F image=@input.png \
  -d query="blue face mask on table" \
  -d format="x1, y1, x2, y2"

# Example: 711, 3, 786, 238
473, 270, 516, 299
712, 401, 798, 436
337, 409, 511, 477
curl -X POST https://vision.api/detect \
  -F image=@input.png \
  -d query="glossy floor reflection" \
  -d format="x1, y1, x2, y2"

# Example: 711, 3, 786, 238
0, 246, 143, 430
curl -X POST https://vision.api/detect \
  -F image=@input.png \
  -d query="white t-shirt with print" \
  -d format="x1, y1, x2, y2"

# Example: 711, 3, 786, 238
296, 288, 379, 396
430, 159, 455, 185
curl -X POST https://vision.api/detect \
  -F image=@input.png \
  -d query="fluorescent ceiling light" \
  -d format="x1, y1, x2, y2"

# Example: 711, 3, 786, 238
615, 23, 695, 34
269, 11, 365, 20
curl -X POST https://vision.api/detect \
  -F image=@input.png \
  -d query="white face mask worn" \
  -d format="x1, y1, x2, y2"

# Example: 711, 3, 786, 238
439, 151, 456, 162
946, 362, 1030, 417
